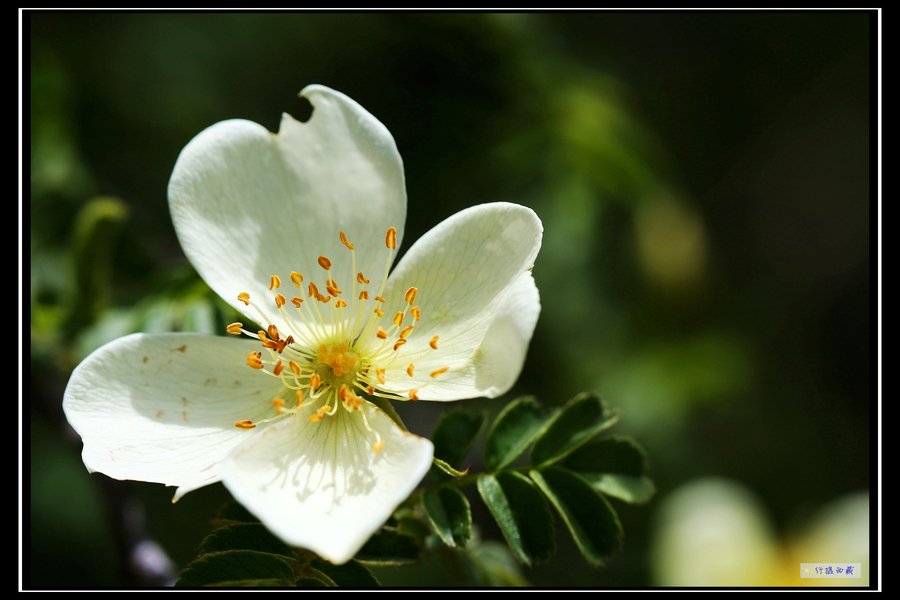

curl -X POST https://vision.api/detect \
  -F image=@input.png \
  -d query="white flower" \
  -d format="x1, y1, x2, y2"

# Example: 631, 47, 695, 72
63, 85, 543, 565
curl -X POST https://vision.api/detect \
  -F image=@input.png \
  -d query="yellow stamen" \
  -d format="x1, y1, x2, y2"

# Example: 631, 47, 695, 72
376, 326, 388, 339
393, 312, 404, 327
400, 325, 414, 339
386, 226, 397, 250
340, 231, 354, 250
359, 291, 369, 300
308, 282, 319, 298
289, 361, 302, 375
375, 296, 386, 303
274, 293, 286, 308
393, 339, 407, 351
226, 322, 242, 334
290, 271, 304, 287
310, 373, 321, 390
405, 287, 417, 304
291, 296, 303, 308
410, 306, 420, 321
336, 299, 348, 308
238, 292, 250, 305
267, 324, 280, 340
273, 361, 285, 376
357, 272, 369, 284
374, 308, 384, 318
318, 256, 332, 270
269, 275, 281, 290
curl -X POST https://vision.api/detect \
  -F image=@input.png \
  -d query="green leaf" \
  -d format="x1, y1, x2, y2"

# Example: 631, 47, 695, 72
529, 392, 620, 468
583, 473, 656, 504
422, 486, 472, 548
354, 527, 421, 566
176, 549, 297, 588
429, 409, 487, 482
561, 436, 655, 503
207, 578, 295, 587
561, 436, 647, 475
312, 559, 381, 587
483, 396, 553, 472
529, 467, 622, 567
197, 523, 295, 559
477, 471, 555, 566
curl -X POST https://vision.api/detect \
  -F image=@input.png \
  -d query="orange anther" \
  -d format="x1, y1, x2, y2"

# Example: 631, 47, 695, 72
409, 388, 420, 400
267, 324, 280, 340
269, 275, 281, 290
366, 385, 375, 395
274, 293, 286, 308
246, 351, 263, 369
272, 398, 285, 415
359, 291, 369, 300
234, 420, 256, 429
257, 329, 268, 341
375, 296, 386, 303
430, 367, 449, 378
407, 364, 415, 377
290, 271, 304, 287
372, 439, 385, 453
357, 272, 369, 284
400, 325, 414, 339
291, 297, 303, 308
317, 294, 332, 304
226, 322, 242, 335
410, 306, 421, 322
393, 312, 404, 327
405, 287, 418, 304
289, 361, 302, 375
430, 336, 439, 350
340, 231, 354, 250
376, 327, 388, 339
386, 226, 397, 250
318, 256, 332, 270
238, 292, 251, 305
393, 339, 407, 351
308, 282, 319, 298
273, 361, 285, 376
295, 389, 304, 406
376, 367, 386, 384
336, 299, 348, 308
326, 282, 342, 296
374, 308, 384, 318
309, 373, 321, 390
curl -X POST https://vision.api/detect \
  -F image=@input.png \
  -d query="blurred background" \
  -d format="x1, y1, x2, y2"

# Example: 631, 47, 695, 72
28, 11, 874, 588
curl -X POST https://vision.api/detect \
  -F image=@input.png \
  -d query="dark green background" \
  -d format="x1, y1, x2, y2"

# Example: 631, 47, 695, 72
29, 11, 873, 588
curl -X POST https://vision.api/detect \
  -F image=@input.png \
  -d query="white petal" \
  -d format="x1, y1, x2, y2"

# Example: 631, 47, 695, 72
168, 85, 406, 330
221, 402, 433, 564
381, 202, 542, 400
466, 270, 541, 398
62, 332, 284, 496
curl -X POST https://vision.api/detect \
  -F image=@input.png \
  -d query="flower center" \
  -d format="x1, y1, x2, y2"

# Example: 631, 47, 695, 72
226, 227, 447, 453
